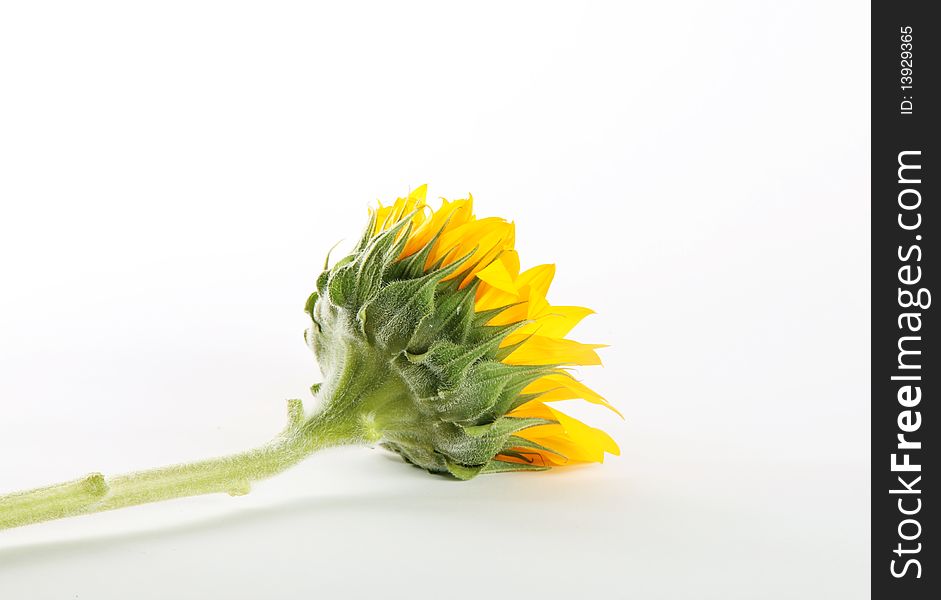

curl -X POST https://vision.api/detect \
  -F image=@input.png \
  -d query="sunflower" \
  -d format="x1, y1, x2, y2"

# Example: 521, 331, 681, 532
359, 185, 620, 473
1, 185, 621, 531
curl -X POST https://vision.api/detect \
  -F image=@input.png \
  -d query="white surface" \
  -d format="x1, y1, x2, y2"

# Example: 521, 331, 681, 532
0, 1, 869, 598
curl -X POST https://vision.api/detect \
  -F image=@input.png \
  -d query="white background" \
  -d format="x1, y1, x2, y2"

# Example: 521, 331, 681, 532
0, 1, 870, 598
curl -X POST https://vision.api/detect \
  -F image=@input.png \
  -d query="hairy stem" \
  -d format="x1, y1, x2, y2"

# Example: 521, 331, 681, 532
0, 400, 357, 531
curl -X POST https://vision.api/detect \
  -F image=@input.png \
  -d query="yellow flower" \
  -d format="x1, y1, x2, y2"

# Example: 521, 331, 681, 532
0, 184, 626, 532
371, 184, 620, 468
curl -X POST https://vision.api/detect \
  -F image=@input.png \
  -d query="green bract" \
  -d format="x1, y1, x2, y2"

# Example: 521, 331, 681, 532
303, 214, 562, 479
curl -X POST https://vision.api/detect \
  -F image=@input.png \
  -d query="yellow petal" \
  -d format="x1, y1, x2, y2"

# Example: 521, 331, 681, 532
371, 186, 429, 239
407, 184, 428, 204
547, 406, 620, 457
501, 334, 605, 366
484, 292, 531, 325
515, 305, 594, 339
403, 198, 471, 257
371, 204, 396, 235
431, 218, 507, 265
511, 402, 619, 463
457, 223, 516, 288
523, 373, 622, 417
509, 399, 556, 420
516, 264, 554, 318
475, 252, 519, 295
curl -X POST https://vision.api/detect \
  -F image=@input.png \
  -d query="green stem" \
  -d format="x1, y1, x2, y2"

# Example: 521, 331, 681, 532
0, 400, 358, 531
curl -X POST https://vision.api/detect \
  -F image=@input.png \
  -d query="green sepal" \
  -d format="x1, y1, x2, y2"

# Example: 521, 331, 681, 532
493, 330, 537, 362
466, 320, 528, 346
390, 359, 442, 402
304, 292, 323, 335
326, 263, 358, 309
358, 254, 473, 352
353, 217, 414, 307
304, 291, 319, 317
460, 416, 552, 439
472, 301, 526, 329
503, 435, 566, 459
434, 362, 554, 425
390, 218, 453, 281
354, 213, 378, 252
410, 321, 527, 389
445, 459, 485, 481
481, 460, 550, 474
381, 442, 449, 475
501, 391, 553, 416
315, 269, 330, 297
406, 279, 479, 352
428, 416, 552, 466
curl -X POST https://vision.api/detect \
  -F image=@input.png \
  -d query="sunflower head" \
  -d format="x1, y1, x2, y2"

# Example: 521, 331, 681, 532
304, 185, 619, 479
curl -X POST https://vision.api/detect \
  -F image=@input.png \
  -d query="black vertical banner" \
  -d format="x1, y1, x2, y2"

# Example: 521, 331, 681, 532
874, 2, 938, 597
